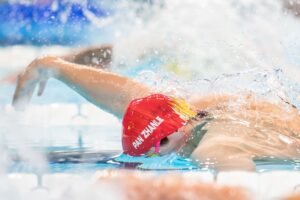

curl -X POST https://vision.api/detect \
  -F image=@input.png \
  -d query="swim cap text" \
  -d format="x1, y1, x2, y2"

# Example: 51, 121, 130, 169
132, 116, 164, 149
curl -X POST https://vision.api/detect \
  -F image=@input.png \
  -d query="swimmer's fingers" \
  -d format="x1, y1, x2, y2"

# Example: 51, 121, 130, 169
12, 71, 38, 110
12, 75, 21, 106
37, 79, 48, 96
12, 58, 51, 109
12, 75, 27, 110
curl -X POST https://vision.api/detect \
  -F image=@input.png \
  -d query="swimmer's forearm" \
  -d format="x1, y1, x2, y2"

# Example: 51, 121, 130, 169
42, 56, 150, 117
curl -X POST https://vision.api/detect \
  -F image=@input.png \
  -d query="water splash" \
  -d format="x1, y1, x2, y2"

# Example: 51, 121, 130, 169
137, 68, 300, 113
115, 153, 198, 170
111, 0, 300, 80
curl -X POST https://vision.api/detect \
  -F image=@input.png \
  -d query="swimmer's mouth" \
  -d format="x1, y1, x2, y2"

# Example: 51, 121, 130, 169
146, 111, 212, 157
160, 137, 169, 146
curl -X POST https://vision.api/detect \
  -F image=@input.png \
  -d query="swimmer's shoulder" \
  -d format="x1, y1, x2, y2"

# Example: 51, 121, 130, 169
189, 94, 236, 110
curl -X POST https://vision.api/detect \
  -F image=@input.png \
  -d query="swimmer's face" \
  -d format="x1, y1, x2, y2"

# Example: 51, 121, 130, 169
147, 116, 205, 156
158, 131, 186, 155
146, 130, 187, 156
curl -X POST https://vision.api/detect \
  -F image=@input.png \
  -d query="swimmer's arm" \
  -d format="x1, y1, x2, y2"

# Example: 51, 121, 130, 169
191, 94, 299, 115
12, 56, 151, 118
190, 94, 238, 110
2, 45, 113, 84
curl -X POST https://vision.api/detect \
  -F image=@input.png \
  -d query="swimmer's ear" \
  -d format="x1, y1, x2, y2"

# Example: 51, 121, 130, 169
37, 79, 48, 96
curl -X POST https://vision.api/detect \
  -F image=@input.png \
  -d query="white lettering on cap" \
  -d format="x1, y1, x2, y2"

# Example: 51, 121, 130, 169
132, 116, 164, 149
133, 135, 144, 149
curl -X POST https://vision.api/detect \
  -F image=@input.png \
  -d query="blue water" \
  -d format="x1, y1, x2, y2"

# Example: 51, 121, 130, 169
0, 1, 109, 45
8, 151, 300, 173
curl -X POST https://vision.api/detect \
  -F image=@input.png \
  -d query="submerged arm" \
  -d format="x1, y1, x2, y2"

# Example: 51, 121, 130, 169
12, 56, 151, 118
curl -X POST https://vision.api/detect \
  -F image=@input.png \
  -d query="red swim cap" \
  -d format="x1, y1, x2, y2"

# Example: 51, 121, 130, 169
122, 94, 196, 156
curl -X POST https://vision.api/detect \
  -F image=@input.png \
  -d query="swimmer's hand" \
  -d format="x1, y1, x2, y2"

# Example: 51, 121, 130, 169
12, 57, 55, 110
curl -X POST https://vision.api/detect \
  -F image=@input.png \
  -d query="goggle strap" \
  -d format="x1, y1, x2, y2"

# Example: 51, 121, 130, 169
154, 141, 160, 154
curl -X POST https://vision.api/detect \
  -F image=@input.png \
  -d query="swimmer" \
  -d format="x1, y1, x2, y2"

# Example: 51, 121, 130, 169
12, 45, 300, 171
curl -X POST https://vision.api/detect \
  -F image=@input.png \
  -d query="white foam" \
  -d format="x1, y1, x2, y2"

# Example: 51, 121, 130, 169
182, 171, 214, 183
43, 173, 124, 200
3, 103, 119, 126
0, 46, 70, 71
112, 0, 300, 81
5, 171, 300, 200
1, 103, 122, 150
1, 1, 300, 81
259, 171, 300, 200
7, 173, 38, 191
217, 171, 260, 199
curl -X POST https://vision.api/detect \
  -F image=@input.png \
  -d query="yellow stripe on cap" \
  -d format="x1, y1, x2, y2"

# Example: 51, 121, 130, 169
170, 97, 196, 120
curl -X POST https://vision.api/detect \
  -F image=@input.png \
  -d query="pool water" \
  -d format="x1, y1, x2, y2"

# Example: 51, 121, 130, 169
7, 153, 300, 174
6, 145, 300, 173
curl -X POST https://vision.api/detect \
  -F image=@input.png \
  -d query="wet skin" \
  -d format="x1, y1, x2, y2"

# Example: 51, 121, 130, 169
12, 48, 300, 171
